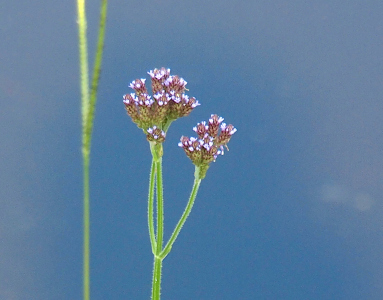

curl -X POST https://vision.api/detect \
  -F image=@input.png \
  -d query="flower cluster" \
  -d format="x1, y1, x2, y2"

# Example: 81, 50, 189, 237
179, 114, 237, 170
123, 68, 200, 143
146, 126, 166, 143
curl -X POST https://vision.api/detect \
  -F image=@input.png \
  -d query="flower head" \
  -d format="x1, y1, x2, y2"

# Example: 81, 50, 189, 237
123, 68, 200, 143
179, 114, 237, 178
146, 126, 166, 143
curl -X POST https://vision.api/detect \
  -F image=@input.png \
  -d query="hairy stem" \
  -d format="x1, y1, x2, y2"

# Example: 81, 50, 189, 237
148, 159, 156, 254
151, 256, 163, 300
160, 167, 202, 259
77, 0, 108, 299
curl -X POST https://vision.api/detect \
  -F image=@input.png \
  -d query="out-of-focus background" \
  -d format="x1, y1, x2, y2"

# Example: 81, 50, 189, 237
1, 1, 383, 299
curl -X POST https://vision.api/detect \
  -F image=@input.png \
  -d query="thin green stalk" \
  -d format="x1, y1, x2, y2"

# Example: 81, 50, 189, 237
155, 158, 164, 252
83, 155, 90, 300
77, 0, 90, 298
149, 142, 164, 300
148, 159, 156, 254
151, 256, 163, 300
77, 0, 108, 299
160, 168, 202, 259
151, 157, 164, 299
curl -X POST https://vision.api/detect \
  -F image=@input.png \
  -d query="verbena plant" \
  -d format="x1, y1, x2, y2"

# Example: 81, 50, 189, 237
123, 68, 237, 299
77, 2, 236, 300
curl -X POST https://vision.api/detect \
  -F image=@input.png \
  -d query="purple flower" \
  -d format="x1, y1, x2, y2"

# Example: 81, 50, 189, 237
123, 68, 200, 142
179, 114, 237, 168
147, 126, 166, 143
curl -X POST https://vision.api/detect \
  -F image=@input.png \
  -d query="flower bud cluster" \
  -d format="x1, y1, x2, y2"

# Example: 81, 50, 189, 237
146, 126, 166, 143
123, 68, 200, 143
178, 114, 237, 167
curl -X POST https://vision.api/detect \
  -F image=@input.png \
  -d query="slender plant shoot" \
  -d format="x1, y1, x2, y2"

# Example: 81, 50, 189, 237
123, 68, 237, 299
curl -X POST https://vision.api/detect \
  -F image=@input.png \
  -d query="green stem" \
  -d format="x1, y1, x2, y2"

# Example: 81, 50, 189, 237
148, 159, 156, 254
77, 0, 90, 297
149, 142, 165, 299
77, 0, 108, 299
155, 158, 164, 252
163, 119, 174, 132
151, 256, 163, 300
160, 167, 202, 259
83, 155, 90, 300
